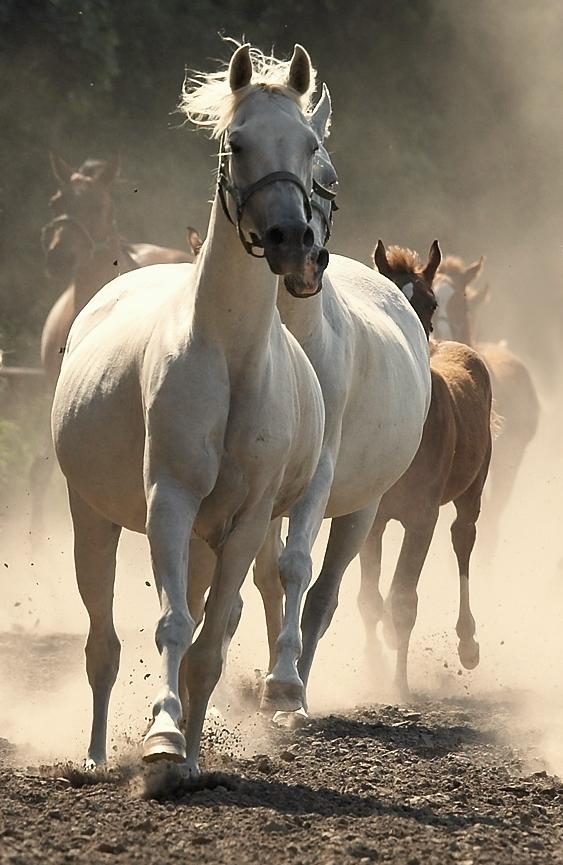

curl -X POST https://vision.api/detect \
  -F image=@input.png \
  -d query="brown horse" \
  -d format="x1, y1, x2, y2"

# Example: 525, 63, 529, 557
359, 241, 492, 697
433, 255, 540, 554
31, 154, 192, 537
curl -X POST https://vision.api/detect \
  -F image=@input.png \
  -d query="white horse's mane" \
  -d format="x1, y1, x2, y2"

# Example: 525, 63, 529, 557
180, 42, 317, 138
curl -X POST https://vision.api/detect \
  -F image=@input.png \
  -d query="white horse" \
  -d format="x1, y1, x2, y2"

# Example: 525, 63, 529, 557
250, 90, 432, 716
52, 44, 326, 776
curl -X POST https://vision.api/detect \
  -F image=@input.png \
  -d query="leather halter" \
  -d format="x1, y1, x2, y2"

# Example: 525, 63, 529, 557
311, 177, 339, 245
217, 134, 314, 257
41, 214, 116, 257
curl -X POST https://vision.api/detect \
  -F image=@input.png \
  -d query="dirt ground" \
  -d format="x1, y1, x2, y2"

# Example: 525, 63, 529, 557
1, 666, 562, 865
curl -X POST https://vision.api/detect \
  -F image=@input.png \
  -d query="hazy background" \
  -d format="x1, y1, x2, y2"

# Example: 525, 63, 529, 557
1, 0, 563, 372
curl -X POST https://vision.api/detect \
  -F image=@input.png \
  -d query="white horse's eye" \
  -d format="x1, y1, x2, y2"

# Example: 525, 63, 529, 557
402, 282, 414, 300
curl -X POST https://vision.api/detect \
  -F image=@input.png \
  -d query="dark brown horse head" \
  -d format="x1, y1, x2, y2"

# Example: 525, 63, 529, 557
43, 154, 120, 282
433, 254, 485, 344
373, 239, 441, 338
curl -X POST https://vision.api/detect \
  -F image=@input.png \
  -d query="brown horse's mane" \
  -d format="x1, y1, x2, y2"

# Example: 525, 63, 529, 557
385, 245, 423, 275
439, 255, 466, 277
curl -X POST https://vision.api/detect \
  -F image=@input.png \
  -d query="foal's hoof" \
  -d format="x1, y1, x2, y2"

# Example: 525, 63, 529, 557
458, 638, 480, 671
142, 717, 186, 764
260, 677, 304, 714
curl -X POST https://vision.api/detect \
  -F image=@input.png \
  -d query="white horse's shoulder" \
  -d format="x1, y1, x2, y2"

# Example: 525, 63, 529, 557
67, 263, 196, 355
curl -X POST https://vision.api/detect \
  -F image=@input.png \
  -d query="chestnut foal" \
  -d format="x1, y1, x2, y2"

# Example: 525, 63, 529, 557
359, 241, 493, 696
433, 256, 539, 554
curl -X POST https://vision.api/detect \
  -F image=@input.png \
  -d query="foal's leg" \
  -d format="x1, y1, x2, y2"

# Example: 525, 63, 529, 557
184, 506, 273, 776
261, 456, 334, 712
386, 512, 438, 699
142, 481, 200, 763
298, 503, 381, 711
451, 476, 487, 670
253, 517, 284, 673
358, 514, 387, 663
69, 488, 122, 768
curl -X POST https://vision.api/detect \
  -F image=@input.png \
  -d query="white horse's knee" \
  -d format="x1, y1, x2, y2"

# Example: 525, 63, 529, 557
155, 607, 194, 655
279, 548, 312, 591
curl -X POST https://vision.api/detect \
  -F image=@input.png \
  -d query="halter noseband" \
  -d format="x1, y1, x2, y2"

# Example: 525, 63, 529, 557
41, 214, 116, 257
217, 134, 314, 257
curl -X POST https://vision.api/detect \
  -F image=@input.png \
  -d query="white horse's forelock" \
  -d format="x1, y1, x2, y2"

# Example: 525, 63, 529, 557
180, 41, 317, 138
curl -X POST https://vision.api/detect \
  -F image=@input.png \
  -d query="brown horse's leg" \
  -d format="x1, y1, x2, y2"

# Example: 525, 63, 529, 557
253, 517, 284, 673
358, 514, 387, 666
386, 513, 438, 699
451, 473, 488, 670
69, 487, 122, 767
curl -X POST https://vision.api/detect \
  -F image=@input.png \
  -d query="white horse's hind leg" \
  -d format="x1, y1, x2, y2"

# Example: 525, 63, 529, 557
261, 459, 333, 712
298, 503, 380, 709
253, 517, 284, 673
143, 484, 198, 764
184, 508, 272, 776
69, 489, 122, 768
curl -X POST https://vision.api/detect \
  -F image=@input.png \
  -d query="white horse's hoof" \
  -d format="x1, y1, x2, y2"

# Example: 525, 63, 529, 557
260, 676, 304, 713
142, 715, 186, 763
272, 707, 309, 729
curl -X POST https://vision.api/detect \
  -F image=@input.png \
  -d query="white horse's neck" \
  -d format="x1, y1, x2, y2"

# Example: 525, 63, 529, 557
192, 195, 278, 371
276, 285, 323, 346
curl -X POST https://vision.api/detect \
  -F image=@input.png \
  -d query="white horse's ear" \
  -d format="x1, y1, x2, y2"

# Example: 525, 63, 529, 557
464, 255, 484, 285
373, 239, 392, 278
50, 152, 74, 185
402, 282, 414, 301
310, 84, 332, 141
288, 44, 311, 95
229, 43, 253, 92
423, 239, 441, 284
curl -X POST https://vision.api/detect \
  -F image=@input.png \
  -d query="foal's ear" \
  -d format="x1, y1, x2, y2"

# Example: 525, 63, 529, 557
95, 154, 120, 186
423, 239, 441, 284
288, 44, 312, 95
186, 226, 203, 257
464, 255, 484, 285
373, 239, 392, 278
229, 43, 253, 92
310, 84, 332, 141
50, 152, 74, 185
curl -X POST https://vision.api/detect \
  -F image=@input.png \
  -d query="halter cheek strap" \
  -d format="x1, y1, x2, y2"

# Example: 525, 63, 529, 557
41, 214, 115, 256
218, 135, 313, 258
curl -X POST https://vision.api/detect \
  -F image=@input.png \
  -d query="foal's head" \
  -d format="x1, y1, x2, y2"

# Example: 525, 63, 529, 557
374, 240, 441, 338
433, 254, 485, 344
182, 43, 322, 277
43, 154, 119, 282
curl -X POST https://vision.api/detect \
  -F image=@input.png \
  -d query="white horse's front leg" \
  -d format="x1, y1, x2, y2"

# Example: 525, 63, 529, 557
184, 506, 273, 777
143, 480, 200, 763
261, 455, 334, 713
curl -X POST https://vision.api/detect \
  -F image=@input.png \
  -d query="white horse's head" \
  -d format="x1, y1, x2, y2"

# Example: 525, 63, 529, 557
182, 43, 322, 276
284, 84, 337, 298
